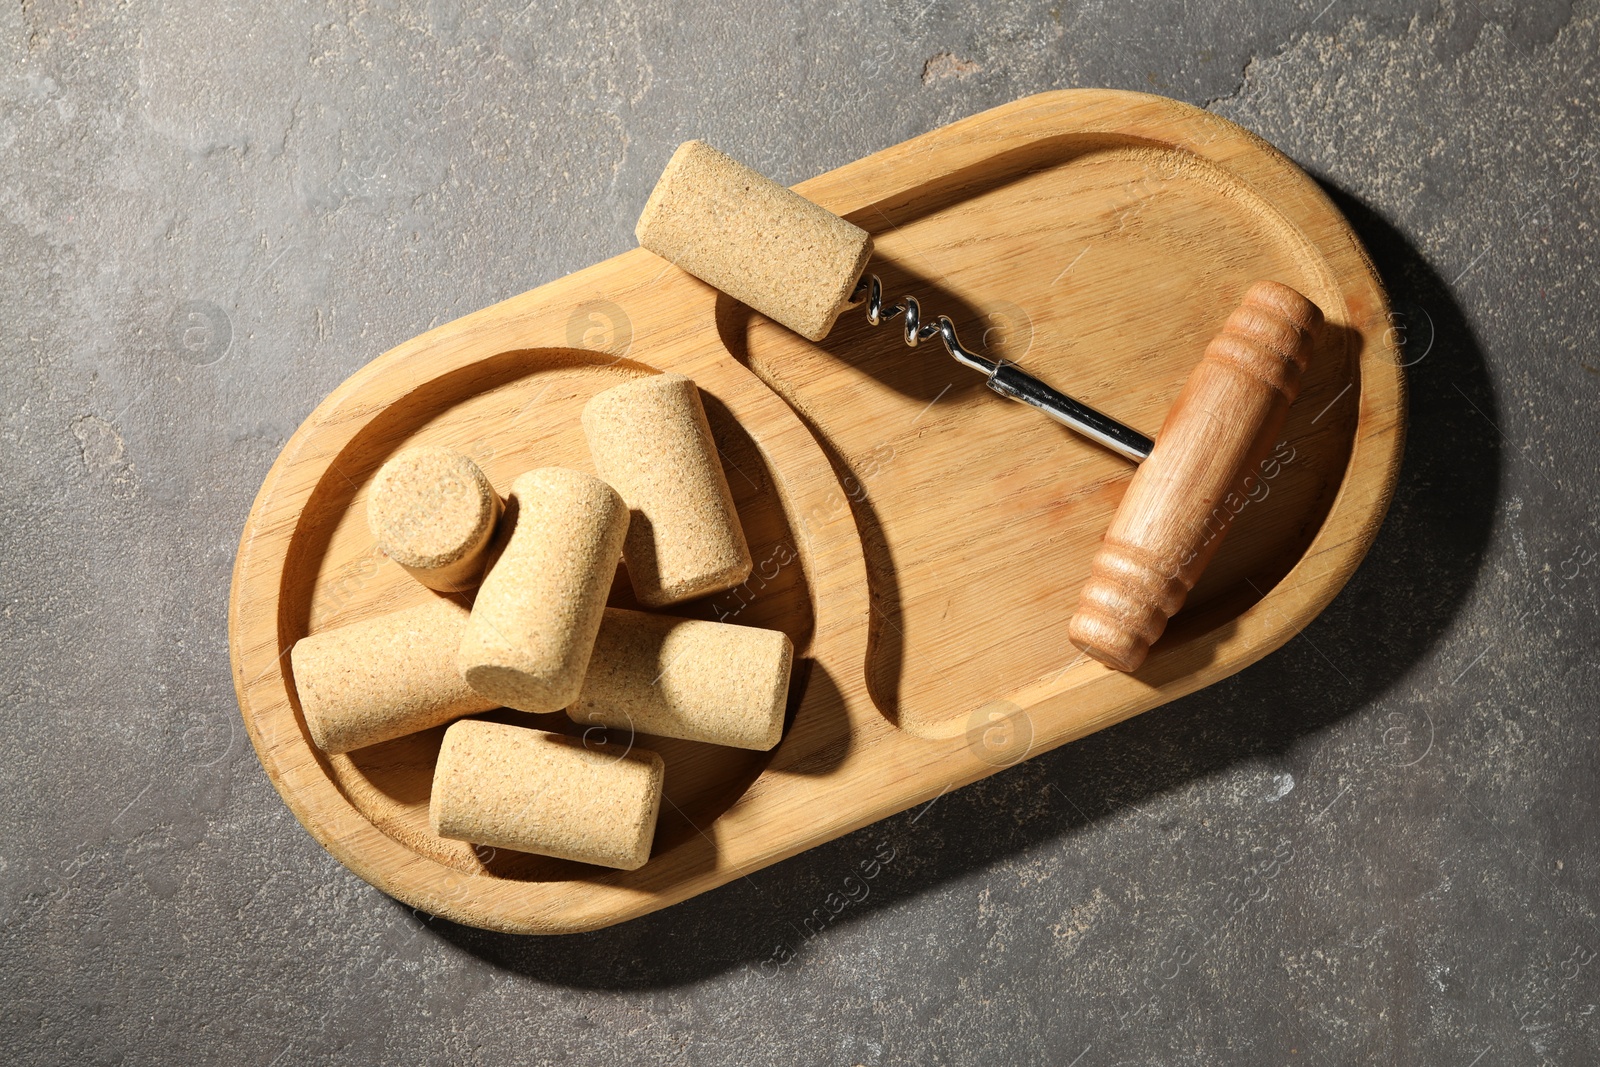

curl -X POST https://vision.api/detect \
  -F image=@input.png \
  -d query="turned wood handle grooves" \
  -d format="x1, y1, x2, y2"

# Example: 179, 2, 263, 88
1067, 281, 1323, 672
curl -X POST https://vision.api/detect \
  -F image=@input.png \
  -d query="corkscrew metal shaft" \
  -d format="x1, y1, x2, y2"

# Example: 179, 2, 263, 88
845, 274, 1155, 464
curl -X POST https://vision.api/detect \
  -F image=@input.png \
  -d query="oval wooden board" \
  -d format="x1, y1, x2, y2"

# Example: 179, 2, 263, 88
229, 89, 1404, 934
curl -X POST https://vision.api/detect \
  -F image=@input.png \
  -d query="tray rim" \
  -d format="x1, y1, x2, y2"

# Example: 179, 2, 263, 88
229, 88, 1405, 934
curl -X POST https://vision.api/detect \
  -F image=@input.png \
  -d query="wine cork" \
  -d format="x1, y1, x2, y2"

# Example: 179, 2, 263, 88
457, 467, 628, 713
367, 446, 501, 592
290, 599, 495, 754
570, 608, 793, 751
430, 719, 665, 871
635, 139, 873, 342
583, 374, 752, 607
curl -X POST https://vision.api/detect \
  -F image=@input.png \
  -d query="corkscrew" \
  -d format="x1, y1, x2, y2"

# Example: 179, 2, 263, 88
844, 274, 1155, 463
636, 139, 1324, 671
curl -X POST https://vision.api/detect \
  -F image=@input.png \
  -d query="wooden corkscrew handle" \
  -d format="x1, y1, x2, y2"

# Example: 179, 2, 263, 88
1067, 280, 1323, 672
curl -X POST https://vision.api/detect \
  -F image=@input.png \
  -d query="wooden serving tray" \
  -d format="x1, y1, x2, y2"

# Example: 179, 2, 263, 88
229, 89, 1404, 934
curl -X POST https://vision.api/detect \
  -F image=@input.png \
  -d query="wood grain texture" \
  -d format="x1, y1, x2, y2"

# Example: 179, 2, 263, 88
228, 89, 1405, 934
1068, 280, 1322, 671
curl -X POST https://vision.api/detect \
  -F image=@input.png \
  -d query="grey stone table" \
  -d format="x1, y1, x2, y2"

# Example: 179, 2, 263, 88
4, 2, 1596, 1063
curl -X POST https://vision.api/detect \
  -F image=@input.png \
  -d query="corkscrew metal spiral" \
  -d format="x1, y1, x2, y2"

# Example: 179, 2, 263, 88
844, 274, 1155, 463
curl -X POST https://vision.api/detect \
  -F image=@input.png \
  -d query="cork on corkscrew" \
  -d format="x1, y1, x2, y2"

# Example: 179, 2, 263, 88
631, 140, 1322, 673
1067, 281, 1323, 672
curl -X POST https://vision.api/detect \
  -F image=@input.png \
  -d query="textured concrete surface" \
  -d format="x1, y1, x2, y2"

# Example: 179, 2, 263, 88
3, 1, 1597, 1063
